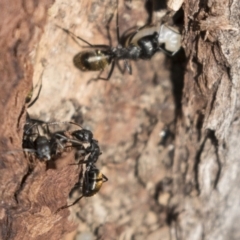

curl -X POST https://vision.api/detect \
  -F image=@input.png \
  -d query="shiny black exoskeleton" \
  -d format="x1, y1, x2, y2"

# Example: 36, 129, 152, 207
34, 136, 51, 160
72, 129, 93, 143
72, 129, 101, 165
22, 120, 82, 162
56, 163, 108, 212
23, 121, 52, 161
86, 139, 101, 163
22, 120, 103, 168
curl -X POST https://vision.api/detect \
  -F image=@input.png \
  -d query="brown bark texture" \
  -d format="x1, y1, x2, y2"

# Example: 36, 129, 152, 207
1, 0, 240, 239
173, 0, 240, 239
0, 0, 78, 239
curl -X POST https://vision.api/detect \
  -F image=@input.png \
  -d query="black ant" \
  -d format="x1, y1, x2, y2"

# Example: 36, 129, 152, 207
57, 2, 181, 81
22, 119, 75, 161
1, 118, 53, 161
50, 124, 107, 212
21, 120, 78, 161
56, 163, 108, 212
71, 128, 102, 165
23, 120, 52, 161
22, 120, 107, 212
31, 121, 102, 165
53, 128, 102, 166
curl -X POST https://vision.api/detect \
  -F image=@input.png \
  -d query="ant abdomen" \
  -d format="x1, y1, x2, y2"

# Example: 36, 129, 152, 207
83, 168, 107, 197
73, 50, 111, 71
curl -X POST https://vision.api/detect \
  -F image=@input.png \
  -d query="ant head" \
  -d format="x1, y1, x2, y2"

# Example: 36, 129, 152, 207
34, 136, 51, 161
72, 129, 93, 143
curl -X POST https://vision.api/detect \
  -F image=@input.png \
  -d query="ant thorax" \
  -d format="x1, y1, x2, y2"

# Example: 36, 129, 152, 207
112, 44, 141, 60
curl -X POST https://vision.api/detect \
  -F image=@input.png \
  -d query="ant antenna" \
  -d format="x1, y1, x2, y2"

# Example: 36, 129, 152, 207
56, 25, 94, 48
41, 121, 83, 130
68, 121, 83, 129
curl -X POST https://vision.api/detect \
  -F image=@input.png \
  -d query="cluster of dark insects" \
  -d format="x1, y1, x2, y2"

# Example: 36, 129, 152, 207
23, 117, 108, 211
19, 0, 182, 212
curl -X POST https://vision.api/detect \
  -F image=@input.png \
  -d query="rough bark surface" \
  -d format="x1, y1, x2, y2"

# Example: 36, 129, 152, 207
0, 0, 78, 239
171, 0, 240, 239
1, 0, 240, 239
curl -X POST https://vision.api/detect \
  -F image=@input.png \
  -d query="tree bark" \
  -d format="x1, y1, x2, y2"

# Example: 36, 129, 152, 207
171, 0, 240, 239
0, 0, 78, 239
1, 0, 240, 239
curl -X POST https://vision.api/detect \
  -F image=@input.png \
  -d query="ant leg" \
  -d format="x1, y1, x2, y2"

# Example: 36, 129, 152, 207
69, 154, 87, 165
95, 12, 114, 47
43, 121, 71, 127
118, 60, 132, 74
70, 139, 85, 145
116, 61, 125, 74
87, 60, 115, 83
74, 148, 87, 163
124, 60, 132, 74
25, 122, 38, 135
78, 164, 84, 181
68, 121, 84, 132
69, 121, 82, 128
42, 121, 83, 134
53, 133, 84, 151
87, 71, 103, 84
81, 44, 111, 49
54, 138, 65, 150
102, 174, 108, 182
75, 152, 100, 166
104, 60, 115, 80
27, 71, 44, 108
56, 164, 85, 213
117, 60, 132, 75
55, 195, 84, 213
96, 2, 117, 47
106, 13, 114, 47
